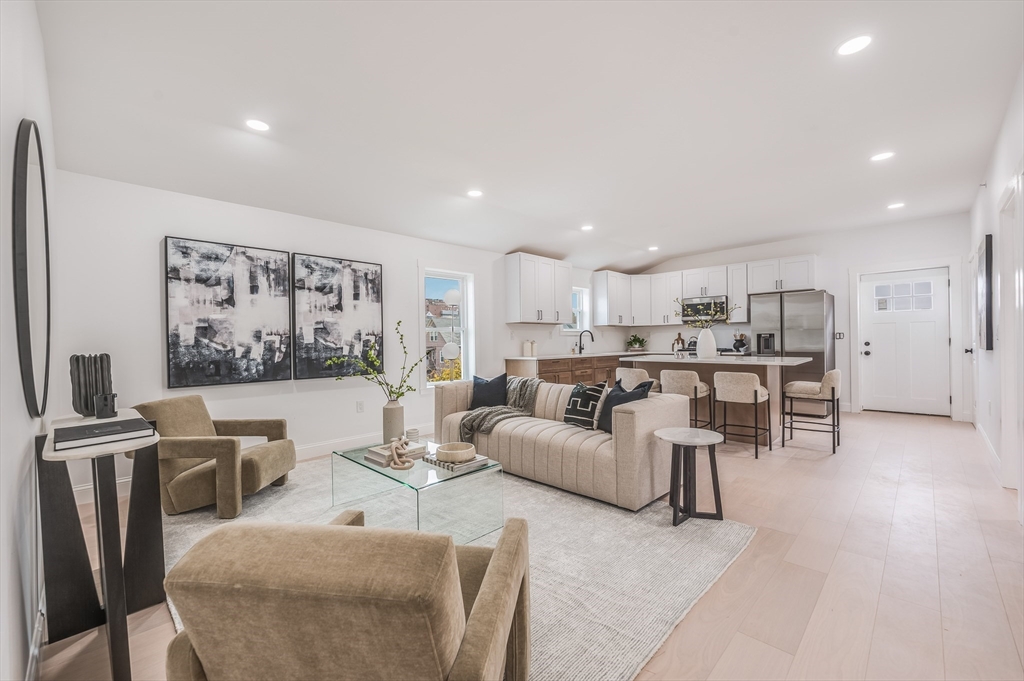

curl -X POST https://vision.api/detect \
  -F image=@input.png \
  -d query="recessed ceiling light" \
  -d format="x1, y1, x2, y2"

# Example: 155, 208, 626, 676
246, 119, 270, 131
581, 225, 593, 231
836, 36, 872, 56
467, 189, 483, 198
871, 151, 895, 161
648, 246, 659, 251
888, 202, 905, 209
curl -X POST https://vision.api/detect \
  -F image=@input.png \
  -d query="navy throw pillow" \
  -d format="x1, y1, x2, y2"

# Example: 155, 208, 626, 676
597, 379, 654, 434
471, 373, 507, 410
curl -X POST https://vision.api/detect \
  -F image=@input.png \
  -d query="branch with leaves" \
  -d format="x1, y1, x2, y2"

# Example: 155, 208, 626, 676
326, 320, 427, 401
674, 300, 740, 330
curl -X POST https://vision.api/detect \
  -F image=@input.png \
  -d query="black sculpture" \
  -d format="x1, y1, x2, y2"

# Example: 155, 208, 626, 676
69, 354, 114, 417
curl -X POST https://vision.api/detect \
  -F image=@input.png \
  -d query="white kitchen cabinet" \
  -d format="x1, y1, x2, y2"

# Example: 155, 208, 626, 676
630, 275, 652, 326
682, 266, 729, 298
727, 263, 748, 322
746, 255, 816, 294
593, 271, 632, 326
505, 252, 572, 324
650, 271, 684, 325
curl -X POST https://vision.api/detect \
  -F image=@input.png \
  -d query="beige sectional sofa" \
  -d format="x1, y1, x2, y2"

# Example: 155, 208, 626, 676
434, 381, 688, 511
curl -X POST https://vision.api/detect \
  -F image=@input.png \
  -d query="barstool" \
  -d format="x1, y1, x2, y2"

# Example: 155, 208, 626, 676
661, 370, 712, 429
713, 372, 772, 459
782, 370, 842, 453
615, 367, 661, 392
654, 427, 724, 526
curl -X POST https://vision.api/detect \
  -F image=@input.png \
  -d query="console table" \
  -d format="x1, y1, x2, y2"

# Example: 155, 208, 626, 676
38, 409, 165, 681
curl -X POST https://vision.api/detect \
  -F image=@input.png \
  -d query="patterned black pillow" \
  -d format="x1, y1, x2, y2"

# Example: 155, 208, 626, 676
563, 381, 607, 430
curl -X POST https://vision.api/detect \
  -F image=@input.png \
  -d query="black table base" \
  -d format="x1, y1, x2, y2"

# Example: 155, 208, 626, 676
668, 442, 723, 526
36, 428, 165, 681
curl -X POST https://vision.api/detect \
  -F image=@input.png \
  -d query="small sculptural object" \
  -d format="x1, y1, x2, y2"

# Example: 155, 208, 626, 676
387, 436, 415, 470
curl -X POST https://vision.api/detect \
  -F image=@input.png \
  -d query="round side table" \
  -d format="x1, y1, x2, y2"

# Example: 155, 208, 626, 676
654, 427, 725, 526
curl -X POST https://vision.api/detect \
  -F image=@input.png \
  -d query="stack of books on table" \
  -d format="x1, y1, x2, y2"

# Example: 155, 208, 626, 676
53, 418, 155, 451
364, 441, 427, 467
423, 453, 490, 474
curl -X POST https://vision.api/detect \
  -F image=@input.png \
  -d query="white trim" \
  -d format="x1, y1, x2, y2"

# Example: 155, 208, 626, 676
72, 475, 133, 505
977, 421, 1001, 477
848, 256, 965, 419
25, 591, 44, 681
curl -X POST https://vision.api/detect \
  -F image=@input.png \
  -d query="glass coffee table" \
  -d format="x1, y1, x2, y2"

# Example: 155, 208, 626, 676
332, 440, 503, 544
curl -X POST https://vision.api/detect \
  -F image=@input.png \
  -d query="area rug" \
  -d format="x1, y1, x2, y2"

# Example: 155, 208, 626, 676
163, 457, 755, 681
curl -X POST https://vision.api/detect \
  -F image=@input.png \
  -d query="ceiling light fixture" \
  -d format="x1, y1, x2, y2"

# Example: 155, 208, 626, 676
648, 246, 659, 251
871, 151, 895, 161
246, 119, 270, 131
836, 35, 872, 56
888, 202, 905, 209
467, 189, 483, 198
581, 225, 593, 231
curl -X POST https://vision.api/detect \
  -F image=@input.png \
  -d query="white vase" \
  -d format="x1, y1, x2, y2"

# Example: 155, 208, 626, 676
696, 328, 717, 359
382, 400, 404, 444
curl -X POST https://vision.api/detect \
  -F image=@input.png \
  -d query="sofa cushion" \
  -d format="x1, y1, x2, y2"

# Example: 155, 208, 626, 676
597, 380, 654, 434
563, 381, 607, 430
471, 373, 507, 410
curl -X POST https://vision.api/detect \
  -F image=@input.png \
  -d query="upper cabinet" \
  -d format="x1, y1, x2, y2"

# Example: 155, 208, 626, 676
746, 255, 816, 294
682, 266, 728, 298
505, 252, 573, 324
630, 275, 652, 326
650, 270, 683, 325
727, 263, 748, 322
593, 271, 632, 326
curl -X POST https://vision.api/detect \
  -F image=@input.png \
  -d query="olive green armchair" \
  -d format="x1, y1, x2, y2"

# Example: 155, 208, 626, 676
133, 395, 295, 519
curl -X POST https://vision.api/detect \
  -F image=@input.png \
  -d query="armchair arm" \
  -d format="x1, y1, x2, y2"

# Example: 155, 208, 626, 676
448, 518, 530, 681
158, 437, 243, 519
212, 419, 287, 441
166, 631, 209, 681
612, 393, 688, 511
328, 509, 365, 527
433, 381, 474, 440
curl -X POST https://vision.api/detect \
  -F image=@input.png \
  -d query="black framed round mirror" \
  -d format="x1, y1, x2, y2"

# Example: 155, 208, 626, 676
12, 118, 51, 418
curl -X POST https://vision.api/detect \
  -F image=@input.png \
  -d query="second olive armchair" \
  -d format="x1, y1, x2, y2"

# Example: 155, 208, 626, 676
133, 395, 295, 519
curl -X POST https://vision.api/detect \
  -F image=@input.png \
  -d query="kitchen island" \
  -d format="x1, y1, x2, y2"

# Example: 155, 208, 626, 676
619, 354, 813, 446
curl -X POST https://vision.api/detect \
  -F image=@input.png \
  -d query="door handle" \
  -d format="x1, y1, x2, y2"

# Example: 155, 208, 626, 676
965, 348, 974, 354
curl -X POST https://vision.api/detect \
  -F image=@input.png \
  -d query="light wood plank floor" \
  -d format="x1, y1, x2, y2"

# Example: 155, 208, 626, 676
41, 411, 1023, 681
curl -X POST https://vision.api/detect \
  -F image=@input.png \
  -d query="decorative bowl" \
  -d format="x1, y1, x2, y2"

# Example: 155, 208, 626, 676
435, 442, 476, 463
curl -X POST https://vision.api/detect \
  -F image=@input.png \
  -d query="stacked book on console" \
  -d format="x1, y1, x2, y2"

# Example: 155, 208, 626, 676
53, 418, 155, 451
363, 441, 427, 467
423, 453, 490, 473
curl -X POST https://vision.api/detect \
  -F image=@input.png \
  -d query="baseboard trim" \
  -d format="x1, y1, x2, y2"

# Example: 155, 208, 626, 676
295, 422, 435, 461
25, 592, 45, 681
976, 422, 1000, 476
72, 476, 133, 505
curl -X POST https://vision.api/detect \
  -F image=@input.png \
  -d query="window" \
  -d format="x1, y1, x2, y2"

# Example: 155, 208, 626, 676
873, 279, 933, 312
562, 287, 589, 334
424, 271, 471, 383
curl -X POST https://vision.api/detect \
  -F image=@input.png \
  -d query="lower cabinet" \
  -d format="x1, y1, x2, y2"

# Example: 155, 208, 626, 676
536, 355, 622, 385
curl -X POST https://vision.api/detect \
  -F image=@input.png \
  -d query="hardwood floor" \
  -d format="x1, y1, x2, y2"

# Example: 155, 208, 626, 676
41, 411, 1023, 681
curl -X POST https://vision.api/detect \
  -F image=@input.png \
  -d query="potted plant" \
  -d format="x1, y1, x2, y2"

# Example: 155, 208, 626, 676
674, 300, 740, 359
326, 320, 426, 443
626, 334, 648, 352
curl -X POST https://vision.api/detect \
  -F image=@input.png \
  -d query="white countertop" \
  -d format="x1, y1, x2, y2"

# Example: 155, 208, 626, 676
621, 354, 813, 367
505, 351, 641, 361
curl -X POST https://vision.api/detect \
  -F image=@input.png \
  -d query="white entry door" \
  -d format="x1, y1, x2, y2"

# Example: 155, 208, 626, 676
859, 267, 951, 415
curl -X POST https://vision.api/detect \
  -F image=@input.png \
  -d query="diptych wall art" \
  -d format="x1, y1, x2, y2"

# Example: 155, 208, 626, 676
292, 254, 384, 379
165, 237, 292, 387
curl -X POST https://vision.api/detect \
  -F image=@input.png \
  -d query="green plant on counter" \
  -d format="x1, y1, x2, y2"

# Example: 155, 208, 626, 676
674, 300, 740, 329
626, 334, 648, 348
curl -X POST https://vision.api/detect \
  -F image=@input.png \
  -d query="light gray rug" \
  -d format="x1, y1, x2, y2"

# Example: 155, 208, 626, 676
163, 457, 756, 681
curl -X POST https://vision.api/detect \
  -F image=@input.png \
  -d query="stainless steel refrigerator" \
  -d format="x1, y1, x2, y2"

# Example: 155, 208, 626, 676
750, 290, 836, 415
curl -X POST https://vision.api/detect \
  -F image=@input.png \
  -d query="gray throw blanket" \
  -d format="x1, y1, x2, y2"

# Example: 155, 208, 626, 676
460, 376, 542, 443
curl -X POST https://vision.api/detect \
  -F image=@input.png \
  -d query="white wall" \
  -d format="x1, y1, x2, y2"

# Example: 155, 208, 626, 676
969, 65, 1024, 490
0, 2, 54, 678
640, 213, 972, 412
51, 171, 628, 490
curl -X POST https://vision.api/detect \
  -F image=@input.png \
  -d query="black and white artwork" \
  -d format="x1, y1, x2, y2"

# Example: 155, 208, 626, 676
165, 237, 291, 387
292, 253, 383, 379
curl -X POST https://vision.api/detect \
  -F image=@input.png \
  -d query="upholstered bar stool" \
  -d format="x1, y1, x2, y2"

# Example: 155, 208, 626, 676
713, 372, 772, 459
615, 367, 661, 392
661, 370, 712, 429
782, 369, 842, 453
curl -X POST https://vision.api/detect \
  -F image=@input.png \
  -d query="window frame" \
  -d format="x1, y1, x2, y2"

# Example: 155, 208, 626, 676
561, 286, 590, 335
421, 267, 474, 387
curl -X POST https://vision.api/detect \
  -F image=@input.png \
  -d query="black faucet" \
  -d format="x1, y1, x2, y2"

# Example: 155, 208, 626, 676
579, 330, 595, 354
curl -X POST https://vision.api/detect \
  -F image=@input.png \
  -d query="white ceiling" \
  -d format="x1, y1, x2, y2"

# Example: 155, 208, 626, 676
37, 1, 1023, 272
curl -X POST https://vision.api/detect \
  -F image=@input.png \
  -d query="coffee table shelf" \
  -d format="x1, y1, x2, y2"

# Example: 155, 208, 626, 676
332, 441, 503, 544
